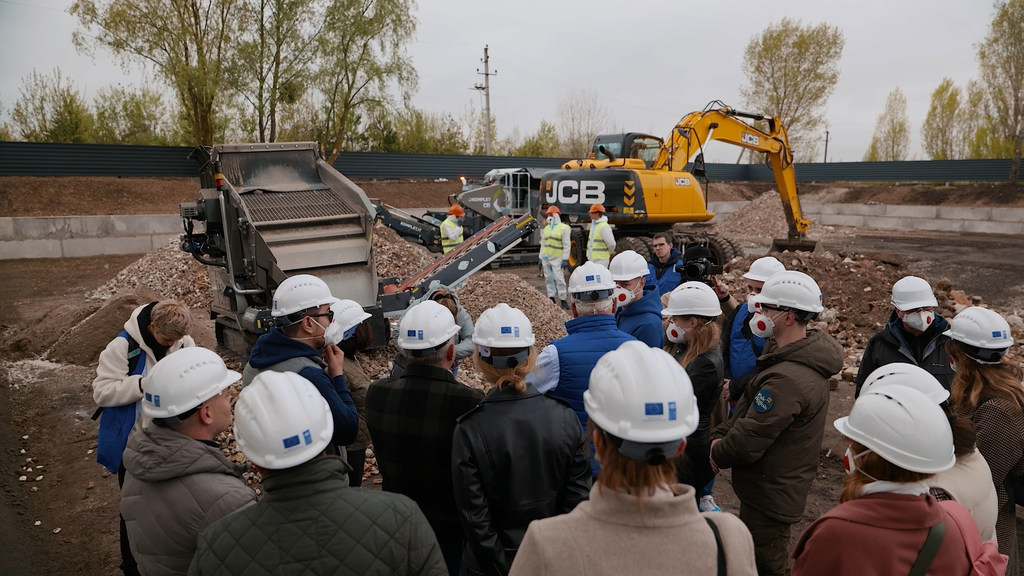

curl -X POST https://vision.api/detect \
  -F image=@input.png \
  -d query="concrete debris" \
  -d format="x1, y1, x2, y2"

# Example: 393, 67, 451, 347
86, 239, 211, 308
711, 190, 851, 241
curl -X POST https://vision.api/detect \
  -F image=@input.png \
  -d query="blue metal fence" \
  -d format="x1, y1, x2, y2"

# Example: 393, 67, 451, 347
0, 141, 1015, 182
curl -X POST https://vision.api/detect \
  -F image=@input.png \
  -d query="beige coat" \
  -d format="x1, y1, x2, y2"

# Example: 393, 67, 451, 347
927, 449, 998, 543
509, 483, 756, 576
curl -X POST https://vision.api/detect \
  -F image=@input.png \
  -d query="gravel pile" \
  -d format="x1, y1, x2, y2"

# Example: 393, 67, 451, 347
86, 240, 211, 308
712, 191, 851, 241
372, 223, 436, 280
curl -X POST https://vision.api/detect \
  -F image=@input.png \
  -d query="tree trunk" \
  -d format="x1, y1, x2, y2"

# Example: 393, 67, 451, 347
1010, 133, 1022, 184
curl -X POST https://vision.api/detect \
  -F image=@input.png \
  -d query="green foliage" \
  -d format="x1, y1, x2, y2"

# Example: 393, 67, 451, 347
92, 85, 170, 145
11, 69, 94, 143
514, 120, 560, 157
922, 78, 964, 160
864, 88, 911, 161
71, 0, 237, 145
740, 18, 845, 162
977, 0, 1024, 182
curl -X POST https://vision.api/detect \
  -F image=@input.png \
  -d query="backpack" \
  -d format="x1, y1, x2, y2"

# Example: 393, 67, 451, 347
938, 500, 1008, 576
92, 331, 146, 474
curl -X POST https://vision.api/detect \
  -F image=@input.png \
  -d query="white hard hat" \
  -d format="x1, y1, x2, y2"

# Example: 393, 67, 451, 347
742, 256, 786, 282
473, 303, 535, 348
271, 274, 338, 317
662, 281, 723, 318
568, 261, 615, 298
891, 276, 938, 311
585, 341, 699, 460
234, 371, 334, 470
331, 299, 371, 334
860, 363, 950, 404
609, 250, 649, 281
834, 385, 954, 474
397, 300, 460, 351
754, 270, 824, 314
943, 306, 1013, 362
141, 347, 240, 420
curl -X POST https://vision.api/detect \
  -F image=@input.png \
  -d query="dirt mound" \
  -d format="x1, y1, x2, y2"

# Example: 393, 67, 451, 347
47, 293, 160, 366
3, 302, 101, 361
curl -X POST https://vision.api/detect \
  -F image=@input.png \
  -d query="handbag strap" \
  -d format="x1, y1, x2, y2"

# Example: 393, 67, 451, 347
908, 520, 945, 576
704, 517, 726, 576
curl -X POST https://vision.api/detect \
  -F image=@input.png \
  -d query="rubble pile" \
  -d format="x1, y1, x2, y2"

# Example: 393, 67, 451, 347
86, 240, 210, 308
372, 223, 436, 280
456, 272, 570, 348
711, 191, 850, 241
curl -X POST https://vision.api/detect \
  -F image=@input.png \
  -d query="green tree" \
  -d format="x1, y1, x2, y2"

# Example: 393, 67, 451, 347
963, 81, 1014, 159
11, 69, 94, 143
740, 18, 845, 162
864, 88, 911, 161
71, 0, 236, 145
556, 89, 610, 158
227, 0, 320, 142
514, 120, 560, 157
977, 0, 1024, 182
315, 0, 417, 162
92, 84, 169, 144
922, 78, 966, 160
392, 108, 467, 154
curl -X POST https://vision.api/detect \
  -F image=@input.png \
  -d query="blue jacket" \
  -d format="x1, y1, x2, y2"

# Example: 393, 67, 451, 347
724, 302, 765, 381
614, 284, 664, 348
243, 328, 358, 447
646, 249, 683, 295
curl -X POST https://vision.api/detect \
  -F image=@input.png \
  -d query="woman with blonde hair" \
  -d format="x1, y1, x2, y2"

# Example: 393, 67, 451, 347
510, 341, 756, 575
451, 303, 590, 576
945, 306, 1024, 575
663, 281, 725, 512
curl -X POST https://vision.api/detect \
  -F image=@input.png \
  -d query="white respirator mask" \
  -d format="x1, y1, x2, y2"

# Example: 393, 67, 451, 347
749, 310, 779, 339
746, 293, 759, 311
902, 310, 934, 332
612, 286, 635, 308
665, 323, 687, 344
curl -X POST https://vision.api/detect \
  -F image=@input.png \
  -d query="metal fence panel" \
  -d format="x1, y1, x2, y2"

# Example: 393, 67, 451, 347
0, 141, 1016, 182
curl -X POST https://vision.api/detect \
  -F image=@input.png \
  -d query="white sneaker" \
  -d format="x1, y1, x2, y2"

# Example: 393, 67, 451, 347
699, 495, 722, 513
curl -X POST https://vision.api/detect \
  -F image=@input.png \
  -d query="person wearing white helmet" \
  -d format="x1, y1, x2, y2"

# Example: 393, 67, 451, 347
452, 304, 591, 575
391, 281, 476, 380
945, 305, 1023, 574
329, 299, 375, 487
526, 261, 636, 478
539, 205, 571, 310
120, 347, 256, 576
720, 256, 786, 408
710, 270, 843, 576
91, 298, 196, 576
510, 341, 757, 576
189, 371, 447, 576
855, 275, 953, 397
792, 385, 1004, 576
663, 281, 725, 513
367, 299, 485, 575
860, 363, 998, 543
241, 274, 359, 456
610, 249, 664, 347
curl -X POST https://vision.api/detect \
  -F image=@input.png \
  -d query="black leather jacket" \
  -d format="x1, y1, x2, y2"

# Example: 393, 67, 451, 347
452, 385, 591, 576
854, 312, 953, 396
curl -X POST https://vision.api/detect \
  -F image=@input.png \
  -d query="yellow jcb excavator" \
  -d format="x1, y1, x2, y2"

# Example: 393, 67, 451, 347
540, 102, 816, 270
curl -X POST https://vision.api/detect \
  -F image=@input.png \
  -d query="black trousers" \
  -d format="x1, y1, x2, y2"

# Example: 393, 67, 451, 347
117, 462, 140, 576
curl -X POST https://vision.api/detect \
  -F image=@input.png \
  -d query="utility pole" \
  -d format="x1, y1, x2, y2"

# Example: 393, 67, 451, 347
474, 45, 496, 156
823, 128, 830, 163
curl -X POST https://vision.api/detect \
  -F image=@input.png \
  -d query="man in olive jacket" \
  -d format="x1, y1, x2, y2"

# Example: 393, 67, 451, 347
710, 271, 843, 576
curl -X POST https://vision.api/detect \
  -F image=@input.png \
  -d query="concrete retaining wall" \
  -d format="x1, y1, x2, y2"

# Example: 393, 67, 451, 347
1, 203, 1021, 260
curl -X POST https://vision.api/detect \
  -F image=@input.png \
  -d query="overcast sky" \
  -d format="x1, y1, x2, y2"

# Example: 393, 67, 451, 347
0, 0, 995, 162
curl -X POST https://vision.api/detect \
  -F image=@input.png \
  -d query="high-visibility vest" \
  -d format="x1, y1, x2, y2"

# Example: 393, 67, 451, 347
588, 221, 611, 261
440, 217, 463, 253
541, 222, 570, 258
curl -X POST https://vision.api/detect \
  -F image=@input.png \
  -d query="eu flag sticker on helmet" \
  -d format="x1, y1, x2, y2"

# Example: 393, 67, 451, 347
501, 326, 512, 334
586, 275, 595, 282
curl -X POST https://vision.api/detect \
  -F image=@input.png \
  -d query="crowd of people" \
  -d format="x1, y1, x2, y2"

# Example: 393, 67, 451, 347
91, 220, 1022, 575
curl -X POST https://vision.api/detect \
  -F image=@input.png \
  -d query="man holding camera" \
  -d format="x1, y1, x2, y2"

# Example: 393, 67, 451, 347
659, 245, 737, 323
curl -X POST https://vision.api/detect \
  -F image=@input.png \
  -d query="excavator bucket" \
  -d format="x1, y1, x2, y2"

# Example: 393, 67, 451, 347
770, 235, 818, 253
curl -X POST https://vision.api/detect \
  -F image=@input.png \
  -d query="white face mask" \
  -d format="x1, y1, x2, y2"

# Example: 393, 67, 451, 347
746, 293, 759, 311
749, 310, 781, 338
903, 310, 934, 332
613, 286, 635, 308
666, 323, 687, 344
546, 216, 554, 225
324, 321, 344, 346
843, 447, 875, 480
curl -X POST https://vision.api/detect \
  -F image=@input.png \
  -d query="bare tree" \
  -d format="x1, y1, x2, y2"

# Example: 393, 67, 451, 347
740, 18, 845, 163
977, 0, 1024, 182
864, 88, 911, 161
556, 89, 610, 158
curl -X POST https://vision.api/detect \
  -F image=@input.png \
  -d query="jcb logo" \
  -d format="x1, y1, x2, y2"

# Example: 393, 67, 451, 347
675, 178, 691, 186
544, 180, 607, 205
741, 132, 760, 146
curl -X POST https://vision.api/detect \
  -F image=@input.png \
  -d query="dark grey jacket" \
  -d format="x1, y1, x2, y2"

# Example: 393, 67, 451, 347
854, 312, 953, 396
189, 456, 447, 576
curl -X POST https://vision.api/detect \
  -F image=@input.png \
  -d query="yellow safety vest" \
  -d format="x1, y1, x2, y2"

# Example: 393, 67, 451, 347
541, 222, 569, 258
440, 217, 464, 253
588, 221, 611, 261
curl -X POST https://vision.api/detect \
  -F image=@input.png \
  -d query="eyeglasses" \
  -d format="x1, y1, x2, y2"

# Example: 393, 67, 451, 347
307, 309, 335, 322
652, 243, 670, 248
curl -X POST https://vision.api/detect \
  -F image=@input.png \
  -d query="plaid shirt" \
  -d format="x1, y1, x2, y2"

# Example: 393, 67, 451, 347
367, 363, 483, 540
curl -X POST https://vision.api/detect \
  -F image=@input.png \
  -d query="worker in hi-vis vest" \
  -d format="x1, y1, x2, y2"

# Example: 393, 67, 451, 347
441, 205, 465, 254
540, 205, 571, 310
586, 203, 615, 268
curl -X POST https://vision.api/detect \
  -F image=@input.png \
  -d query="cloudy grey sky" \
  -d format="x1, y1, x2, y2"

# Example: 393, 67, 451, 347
0, 0, 994, 162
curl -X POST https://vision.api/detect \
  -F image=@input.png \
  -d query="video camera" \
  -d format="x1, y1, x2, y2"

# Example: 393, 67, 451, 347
677, 257, 723, 284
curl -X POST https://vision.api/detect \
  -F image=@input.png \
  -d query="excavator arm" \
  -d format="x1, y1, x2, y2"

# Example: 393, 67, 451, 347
654, 106, 815, 251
